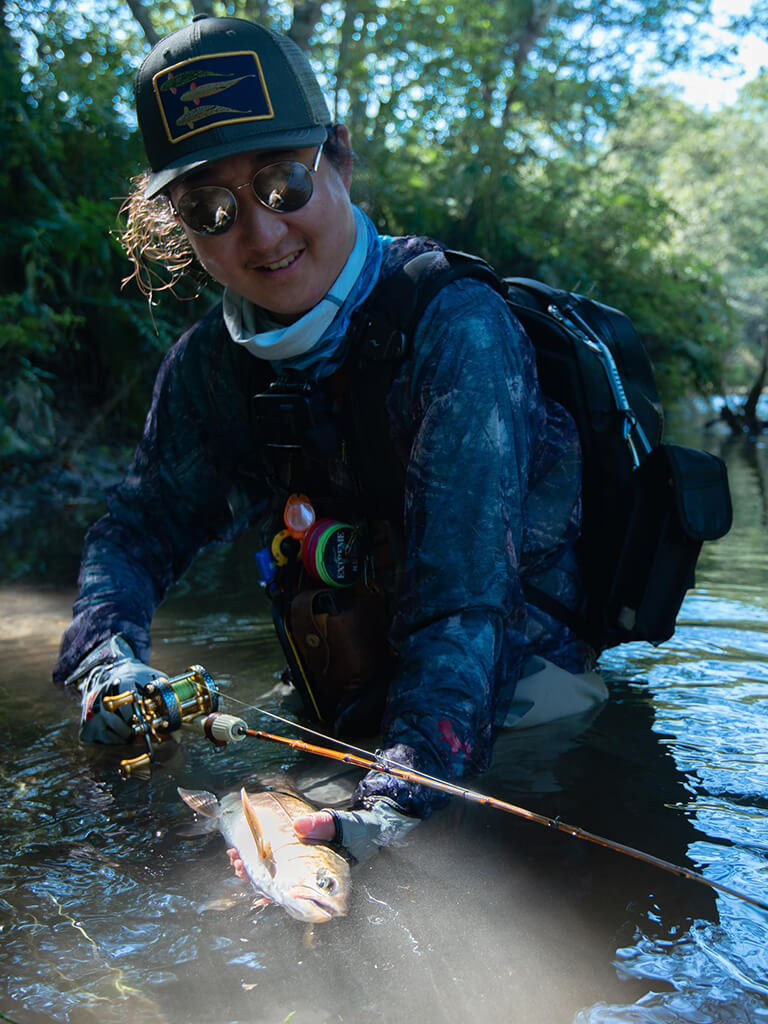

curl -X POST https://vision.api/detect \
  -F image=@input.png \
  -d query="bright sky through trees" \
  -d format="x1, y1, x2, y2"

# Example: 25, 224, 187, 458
664, 0, 768, 107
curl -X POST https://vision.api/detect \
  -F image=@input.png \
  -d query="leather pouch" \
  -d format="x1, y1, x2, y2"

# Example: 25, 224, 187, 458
287, 584, 396, 723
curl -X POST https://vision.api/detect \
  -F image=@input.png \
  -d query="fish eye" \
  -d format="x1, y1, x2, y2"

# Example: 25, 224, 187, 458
316, 871, 336, 892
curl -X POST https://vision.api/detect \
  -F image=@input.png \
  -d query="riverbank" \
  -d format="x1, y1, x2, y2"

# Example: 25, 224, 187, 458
0, 443, 131, 583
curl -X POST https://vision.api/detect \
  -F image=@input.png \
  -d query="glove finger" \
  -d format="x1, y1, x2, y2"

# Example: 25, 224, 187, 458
79, 708, 134, 744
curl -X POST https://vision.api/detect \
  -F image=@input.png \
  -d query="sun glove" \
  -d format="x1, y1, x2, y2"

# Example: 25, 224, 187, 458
66, 634, 165, 744
328, 797, 420, 863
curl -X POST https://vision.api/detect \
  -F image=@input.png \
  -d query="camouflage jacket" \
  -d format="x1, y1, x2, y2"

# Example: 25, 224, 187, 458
54, 237, 588, 817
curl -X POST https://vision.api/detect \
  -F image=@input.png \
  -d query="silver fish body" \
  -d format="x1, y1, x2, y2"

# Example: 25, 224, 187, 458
178, 786, 350, 924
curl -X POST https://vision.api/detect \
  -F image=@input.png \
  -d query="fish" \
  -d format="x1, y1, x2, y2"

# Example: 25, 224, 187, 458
178, 785, 350, 924
180, 75, 257, 103
175, 104, 247, 128
160, 69, 231, 91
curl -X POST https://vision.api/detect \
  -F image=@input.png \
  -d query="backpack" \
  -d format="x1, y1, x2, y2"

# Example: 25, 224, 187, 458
345, 246, 733, 653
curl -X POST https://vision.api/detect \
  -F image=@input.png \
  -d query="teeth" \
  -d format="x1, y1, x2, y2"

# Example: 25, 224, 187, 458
263, 252, 299, 271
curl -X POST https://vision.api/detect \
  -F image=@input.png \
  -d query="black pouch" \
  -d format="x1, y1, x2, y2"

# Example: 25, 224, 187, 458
607, 444, 732, 645
252, 386, 339, 455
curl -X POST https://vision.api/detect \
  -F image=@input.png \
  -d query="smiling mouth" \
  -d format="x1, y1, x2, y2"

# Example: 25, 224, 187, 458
262, 251, 302, 271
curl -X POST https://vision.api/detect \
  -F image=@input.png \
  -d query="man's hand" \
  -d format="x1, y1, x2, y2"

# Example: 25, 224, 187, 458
226, 799, 418, 879
67, 635, 165, 744
318, 798, 420, 862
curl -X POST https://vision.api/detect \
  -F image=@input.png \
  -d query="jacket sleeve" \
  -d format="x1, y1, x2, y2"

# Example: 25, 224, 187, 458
53, 312, 270, 686
353, 277, 582, 817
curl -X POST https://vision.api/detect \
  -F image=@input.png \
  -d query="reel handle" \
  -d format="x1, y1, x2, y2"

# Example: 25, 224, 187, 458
120, 752, 153, 774
102, 691, 135, 712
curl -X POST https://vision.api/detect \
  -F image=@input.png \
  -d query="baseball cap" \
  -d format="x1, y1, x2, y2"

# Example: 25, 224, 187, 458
135, 15, 331, 198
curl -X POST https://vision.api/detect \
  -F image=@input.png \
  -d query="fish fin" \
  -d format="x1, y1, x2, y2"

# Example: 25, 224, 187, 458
178, 787, 221, 820
240, 788, 276, 877
201, 895, 241, 913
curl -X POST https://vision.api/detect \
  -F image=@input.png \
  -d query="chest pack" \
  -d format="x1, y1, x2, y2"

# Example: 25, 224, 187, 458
344, 246, 733, 654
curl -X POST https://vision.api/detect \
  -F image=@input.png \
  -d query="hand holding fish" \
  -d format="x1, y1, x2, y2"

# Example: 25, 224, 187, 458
228, 797, 419, 875
293, 809, 337, 840
179, 786, 351, 924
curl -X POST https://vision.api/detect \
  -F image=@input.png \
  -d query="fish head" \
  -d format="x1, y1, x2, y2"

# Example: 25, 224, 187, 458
284, 850, 350, 923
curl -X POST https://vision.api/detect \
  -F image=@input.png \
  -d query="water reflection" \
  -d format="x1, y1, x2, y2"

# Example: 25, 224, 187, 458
0, 419, 767, 1023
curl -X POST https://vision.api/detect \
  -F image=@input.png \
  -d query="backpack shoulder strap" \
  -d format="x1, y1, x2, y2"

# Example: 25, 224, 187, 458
343, 245, 506, 521
353, 247, 505, 359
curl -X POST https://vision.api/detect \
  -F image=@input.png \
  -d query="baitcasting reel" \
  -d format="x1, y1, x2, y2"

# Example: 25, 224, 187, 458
102, 665, 239, 774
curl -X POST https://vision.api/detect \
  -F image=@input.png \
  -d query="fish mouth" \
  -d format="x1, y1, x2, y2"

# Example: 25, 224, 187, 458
297, 900, 334, 923
289, 886, 346, 922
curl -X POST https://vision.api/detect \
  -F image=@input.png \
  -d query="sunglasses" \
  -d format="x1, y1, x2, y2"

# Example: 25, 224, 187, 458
174, 143, 324, 237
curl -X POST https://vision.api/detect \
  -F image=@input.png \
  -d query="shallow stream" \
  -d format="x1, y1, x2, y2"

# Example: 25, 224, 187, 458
1, 416, 767, 1023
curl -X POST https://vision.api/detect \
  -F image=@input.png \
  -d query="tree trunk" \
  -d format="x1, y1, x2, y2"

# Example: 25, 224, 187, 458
243, 1, 272, 27
501, 0, 559, 131
744, 329, 768, 426
332, 1, 371, 132
125, 0, 160, 47
715, 330, 768, 436
289, 1, 324, 52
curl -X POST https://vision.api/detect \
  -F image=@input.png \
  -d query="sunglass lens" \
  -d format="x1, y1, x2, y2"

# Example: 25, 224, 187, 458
252, 161, 314, 212
177, 187, 237, 235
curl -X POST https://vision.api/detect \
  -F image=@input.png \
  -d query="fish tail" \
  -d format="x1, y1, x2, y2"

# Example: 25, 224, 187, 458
178, 787, 221, 819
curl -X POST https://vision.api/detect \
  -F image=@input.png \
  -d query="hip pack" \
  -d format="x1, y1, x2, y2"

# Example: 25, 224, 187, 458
345, 246, 733, 653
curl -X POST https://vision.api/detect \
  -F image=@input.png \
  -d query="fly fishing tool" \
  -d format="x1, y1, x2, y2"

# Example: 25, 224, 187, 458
111, 666, 768, 913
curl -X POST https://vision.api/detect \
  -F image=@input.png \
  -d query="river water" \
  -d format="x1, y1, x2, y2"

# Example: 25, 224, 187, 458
1, 415, 767, 1024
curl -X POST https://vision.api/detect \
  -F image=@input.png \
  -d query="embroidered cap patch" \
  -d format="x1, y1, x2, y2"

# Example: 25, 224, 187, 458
153, 51, 274, 144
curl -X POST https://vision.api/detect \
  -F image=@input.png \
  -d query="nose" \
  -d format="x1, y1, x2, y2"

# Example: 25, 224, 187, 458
234, 187, 289, 247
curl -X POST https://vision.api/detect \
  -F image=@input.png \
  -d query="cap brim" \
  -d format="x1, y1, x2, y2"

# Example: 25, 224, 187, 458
143, 124, 328, 198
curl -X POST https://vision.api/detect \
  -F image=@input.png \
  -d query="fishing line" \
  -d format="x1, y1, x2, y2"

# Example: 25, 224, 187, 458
216, 688, 479, 790
210, 688, 768, 913
213, 688, 383, 763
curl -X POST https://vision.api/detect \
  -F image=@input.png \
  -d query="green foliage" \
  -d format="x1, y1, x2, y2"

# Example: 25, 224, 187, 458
0, 0, 204, 469
0, 0, 762, 476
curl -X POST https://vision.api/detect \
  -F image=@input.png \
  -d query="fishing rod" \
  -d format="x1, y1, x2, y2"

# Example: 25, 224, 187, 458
239, 724, 768, 913
199, 696, 768, 913
107, 665, 768, 913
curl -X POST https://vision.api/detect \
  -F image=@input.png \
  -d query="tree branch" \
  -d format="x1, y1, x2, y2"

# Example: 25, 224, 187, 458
744, 328, 768, 424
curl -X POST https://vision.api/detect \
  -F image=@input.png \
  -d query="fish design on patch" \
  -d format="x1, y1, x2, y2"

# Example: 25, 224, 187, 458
178, 786, 350, 924
176, 104, 249, 128
180, 75, 257, 104
160, 69, 231, 91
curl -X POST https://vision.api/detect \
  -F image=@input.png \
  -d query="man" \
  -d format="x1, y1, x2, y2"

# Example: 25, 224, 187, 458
54, 15, 605, 861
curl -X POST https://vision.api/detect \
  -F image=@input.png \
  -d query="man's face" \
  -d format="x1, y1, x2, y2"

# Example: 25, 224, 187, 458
170, 133, 356, 324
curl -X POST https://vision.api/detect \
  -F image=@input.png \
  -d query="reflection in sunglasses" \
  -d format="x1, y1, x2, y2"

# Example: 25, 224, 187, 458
175, 143, 324, 236
268, 187, 286, 209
